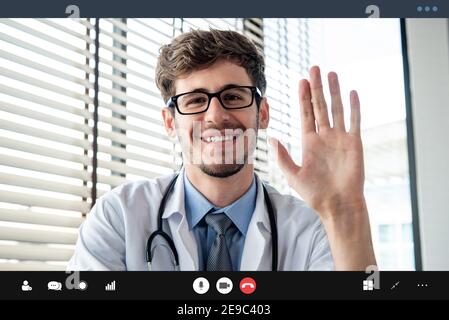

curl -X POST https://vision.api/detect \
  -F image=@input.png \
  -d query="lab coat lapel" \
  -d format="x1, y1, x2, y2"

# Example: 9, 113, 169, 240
240, 176, 272, 271
161, 169, 199, 271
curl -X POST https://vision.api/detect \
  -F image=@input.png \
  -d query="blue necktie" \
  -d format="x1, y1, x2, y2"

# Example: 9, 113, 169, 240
205, 213, 234, 271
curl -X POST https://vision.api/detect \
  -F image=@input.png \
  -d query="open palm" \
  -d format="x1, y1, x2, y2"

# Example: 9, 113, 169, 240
270, 66, 365, 219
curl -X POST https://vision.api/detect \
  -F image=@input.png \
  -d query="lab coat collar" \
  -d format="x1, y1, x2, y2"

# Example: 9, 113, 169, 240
240, 174, 273, 271
161, 167, 199, 271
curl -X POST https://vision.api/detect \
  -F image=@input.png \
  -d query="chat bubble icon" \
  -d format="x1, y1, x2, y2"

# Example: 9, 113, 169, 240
47, 281, 62, 291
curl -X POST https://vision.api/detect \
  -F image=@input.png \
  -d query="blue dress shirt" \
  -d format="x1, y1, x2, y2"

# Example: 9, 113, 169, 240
184, 172, 257, 271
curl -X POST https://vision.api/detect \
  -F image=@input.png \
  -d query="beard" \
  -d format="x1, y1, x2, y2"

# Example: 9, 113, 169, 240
176, 113, 259, 179
199, 162, 246, 178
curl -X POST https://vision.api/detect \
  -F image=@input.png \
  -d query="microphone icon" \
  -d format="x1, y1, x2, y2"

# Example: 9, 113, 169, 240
193, 277, 209, 294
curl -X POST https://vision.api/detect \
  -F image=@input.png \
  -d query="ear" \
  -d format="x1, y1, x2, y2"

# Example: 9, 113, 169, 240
258, 97, 270, 129
162, 107, 176, 138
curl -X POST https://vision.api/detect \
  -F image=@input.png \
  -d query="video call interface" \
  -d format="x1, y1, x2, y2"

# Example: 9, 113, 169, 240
0, 0, 448, 310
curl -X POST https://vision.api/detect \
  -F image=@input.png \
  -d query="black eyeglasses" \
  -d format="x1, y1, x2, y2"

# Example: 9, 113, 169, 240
166, 85, 262, 115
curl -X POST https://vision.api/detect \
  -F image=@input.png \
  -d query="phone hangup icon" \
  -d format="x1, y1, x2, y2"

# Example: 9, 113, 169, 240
240, 277, 256, 295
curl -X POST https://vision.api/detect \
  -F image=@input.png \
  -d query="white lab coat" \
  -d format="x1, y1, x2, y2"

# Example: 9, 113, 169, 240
67, 168, 334, 271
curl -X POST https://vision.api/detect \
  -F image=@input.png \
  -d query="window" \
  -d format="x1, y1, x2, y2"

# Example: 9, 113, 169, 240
0, 18, 417, 270
307, 19, 416, 270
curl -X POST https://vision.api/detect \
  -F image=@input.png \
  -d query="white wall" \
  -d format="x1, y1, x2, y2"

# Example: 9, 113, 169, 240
406, 18, 449, 270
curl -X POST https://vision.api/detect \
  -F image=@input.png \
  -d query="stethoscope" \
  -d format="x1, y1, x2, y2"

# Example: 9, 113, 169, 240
146, 172, 278, 271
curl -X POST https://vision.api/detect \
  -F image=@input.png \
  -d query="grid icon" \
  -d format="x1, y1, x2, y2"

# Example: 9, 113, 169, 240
363, 280, 374, 291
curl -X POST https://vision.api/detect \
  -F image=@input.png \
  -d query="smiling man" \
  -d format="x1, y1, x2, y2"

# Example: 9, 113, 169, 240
68, 29, 376, 271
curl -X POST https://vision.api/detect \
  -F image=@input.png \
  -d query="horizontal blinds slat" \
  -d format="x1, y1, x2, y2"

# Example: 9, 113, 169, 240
0, 261, 66, 271
0, 243, 74, 261
97, 158, 163, 179
99, 27, 158, 59
98, 144, 176, 170
245, 32, 264, 46
0, 48, 93, 89
97, 174, 127, 187
0, 83, 92, 120
99, 71, 156, 99
244, 20, 264, 37
0, 190, 89, 213
0, 172, 90, 198
98, 113, 167, 141
0, 137, 91, 166
38, 19, 93, 44
107, 18, 172, 46
0, 19, 94, 59
0, 118, 90, 150
0, 208, 83, 228
1, 151, 122, 190
99, 41, 155, 69
0, 154, 89, 181
99, 56, 153, 83
203, 18, 237, 30
0, 66, 92, 105
0, 101, 91, 135
99, 85, 161, 109
78, 19, 94, 30
0, 157, 126, 188
265, 79, 291, 95
99, 129, 174, 155
134, 18, 174, 39
0, 32, 94, 74
99, 100, 163, 126
0, 225, 78, 245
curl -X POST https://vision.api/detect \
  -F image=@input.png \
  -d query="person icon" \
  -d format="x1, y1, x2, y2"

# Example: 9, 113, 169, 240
21, 280, 32, 291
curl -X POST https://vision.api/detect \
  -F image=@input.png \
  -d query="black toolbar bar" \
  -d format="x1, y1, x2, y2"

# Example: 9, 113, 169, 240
0, 1, 448, 18
1, 271, 448, 300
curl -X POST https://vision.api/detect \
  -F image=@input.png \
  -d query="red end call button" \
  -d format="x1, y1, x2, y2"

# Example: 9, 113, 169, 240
239, 277, 256, 295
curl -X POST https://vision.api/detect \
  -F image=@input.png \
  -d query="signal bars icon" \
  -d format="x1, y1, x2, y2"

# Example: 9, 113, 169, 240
105, 281, 116, 291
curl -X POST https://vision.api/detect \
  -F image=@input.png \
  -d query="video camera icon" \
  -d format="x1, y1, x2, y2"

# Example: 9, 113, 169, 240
216, 277, 233, 294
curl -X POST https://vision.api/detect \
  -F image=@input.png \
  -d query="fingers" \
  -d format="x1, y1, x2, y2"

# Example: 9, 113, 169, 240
309, 66, 331, 130
301, 67, 360, 135
349, 90, 361, 135
299, 79, 316, 135
328, 72, 345, 131
268, 137, 301, 179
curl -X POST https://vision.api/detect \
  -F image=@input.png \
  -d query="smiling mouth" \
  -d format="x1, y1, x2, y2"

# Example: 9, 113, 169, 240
200, 135, 240, 143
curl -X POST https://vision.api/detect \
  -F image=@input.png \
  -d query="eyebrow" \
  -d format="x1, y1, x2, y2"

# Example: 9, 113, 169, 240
182, 83, 250, 94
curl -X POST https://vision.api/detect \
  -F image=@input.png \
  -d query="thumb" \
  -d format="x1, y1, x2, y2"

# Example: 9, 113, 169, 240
268, 137, 301, 178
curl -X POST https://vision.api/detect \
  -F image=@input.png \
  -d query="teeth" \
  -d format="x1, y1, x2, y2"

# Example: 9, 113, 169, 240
204, 135, 237, 142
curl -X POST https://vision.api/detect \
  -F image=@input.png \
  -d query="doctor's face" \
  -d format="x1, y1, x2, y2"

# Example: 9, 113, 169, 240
162, 60, 269, 178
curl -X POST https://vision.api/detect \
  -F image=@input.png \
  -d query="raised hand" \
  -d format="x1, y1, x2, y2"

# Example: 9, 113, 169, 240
269, 66, 376, 270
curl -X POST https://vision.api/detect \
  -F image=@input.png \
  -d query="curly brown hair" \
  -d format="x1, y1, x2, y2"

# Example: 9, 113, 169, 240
155, 29, 266, 103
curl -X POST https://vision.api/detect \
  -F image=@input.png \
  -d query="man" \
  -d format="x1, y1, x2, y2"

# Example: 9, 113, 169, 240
68, 29, 376, 271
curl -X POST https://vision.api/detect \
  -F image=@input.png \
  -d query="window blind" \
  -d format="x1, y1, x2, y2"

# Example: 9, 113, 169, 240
0, 18, 94, 270
0, 18, 308, 270
264, 19, 309, 194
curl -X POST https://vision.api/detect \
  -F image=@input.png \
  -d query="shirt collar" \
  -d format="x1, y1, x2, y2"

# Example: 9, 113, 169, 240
183, 171, 257, 236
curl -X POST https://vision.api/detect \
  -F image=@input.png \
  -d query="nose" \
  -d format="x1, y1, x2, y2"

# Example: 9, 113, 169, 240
203, 96, 230, 123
